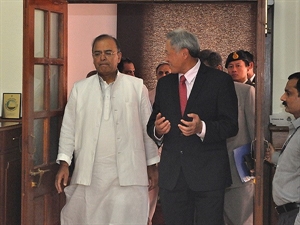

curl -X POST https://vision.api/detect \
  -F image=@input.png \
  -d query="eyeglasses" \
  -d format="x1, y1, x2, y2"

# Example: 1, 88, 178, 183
92, 50, 119, 58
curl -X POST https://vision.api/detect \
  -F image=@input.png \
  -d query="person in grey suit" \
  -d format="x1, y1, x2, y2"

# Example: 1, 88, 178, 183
224, 82, 255, 225
147, 29, 238, 225
202, 50, 255, 225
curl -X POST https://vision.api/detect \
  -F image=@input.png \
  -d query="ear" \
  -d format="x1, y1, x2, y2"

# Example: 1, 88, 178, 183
216, 65, 223, 71
249, 62, 254, 69
117, 51, 122, 63
181, 48, 189, 59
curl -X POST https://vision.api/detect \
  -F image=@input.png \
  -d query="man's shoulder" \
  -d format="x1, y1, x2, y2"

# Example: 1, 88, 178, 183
116, 74, 146, 94
199, 64, 228, 77
120, 73, 144, 86
198, 65, 232, 84
158, 73, 178, 83
73, 75, 98, 88
234, 81, 255, 92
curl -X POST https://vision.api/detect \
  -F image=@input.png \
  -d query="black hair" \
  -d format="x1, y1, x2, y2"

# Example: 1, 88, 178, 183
155, 62, 169, 73
92, 34, 121, 52
199, 49, 213, 62
205, 52, 222, 69
288, 72, 300, 96
117, 57, 133, 72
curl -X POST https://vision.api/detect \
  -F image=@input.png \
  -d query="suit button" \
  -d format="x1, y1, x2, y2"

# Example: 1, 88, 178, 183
180, 151, 183, 154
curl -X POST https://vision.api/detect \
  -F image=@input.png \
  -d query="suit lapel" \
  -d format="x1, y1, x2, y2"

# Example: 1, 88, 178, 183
170, 74, 182, 116
184, 64, 209, 115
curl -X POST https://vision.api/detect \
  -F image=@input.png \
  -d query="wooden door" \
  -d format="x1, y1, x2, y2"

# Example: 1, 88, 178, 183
22, 0, 67, 224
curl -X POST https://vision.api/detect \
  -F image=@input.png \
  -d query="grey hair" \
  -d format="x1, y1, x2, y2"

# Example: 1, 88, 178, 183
166, 28, 200, 58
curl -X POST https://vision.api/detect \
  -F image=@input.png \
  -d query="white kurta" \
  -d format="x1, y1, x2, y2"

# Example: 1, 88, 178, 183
61, 81, 148, 225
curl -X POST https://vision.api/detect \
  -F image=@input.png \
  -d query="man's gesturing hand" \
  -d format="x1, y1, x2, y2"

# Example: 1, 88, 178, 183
154, 113, 171, 137
178, 113, 202, 136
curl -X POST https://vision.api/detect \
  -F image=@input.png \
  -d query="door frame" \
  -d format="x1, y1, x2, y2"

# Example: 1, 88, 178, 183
22, 0, 68, 224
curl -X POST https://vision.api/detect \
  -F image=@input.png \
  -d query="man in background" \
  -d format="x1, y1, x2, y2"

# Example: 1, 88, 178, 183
243, 50, 256, 84
149, 61, 171, 105
225, 50, 254, 86
117, 57, 136, 76
199, 49, 213, 63
201, 50, 224, 71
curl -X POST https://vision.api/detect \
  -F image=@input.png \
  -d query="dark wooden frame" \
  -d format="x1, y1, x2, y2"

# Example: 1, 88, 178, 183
22, 0, 68, 224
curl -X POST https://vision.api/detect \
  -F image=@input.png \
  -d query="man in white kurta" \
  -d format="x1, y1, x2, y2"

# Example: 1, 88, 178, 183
55, 34, 159, 225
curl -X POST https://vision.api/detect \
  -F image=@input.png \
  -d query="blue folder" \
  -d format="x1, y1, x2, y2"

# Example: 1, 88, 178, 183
233, 143, 254, 183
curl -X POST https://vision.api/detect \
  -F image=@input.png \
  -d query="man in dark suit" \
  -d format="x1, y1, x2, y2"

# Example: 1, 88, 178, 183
147, 29, 239, 225
243, 50, 256, 84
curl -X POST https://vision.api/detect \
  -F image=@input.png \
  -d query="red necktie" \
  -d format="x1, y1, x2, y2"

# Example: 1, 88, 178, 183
179, 75, 187, 115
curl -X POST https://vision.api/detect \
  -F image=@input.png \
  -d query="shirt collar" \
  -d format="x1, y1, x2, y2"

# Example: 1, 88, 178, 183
292, 116, 300, 129
179, 59, 200, 83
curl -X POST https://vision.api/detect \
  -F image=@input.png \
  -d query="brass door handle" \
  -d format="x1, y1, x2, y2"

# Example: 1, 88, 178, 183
30, 168, 50, 188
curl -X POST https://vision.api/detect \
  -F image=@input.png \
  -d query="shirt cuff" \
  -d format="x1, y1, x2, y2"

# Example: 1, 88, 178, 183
154, 126, 164, 146
56, 153, 72, 166
147, 155, 160, 166
196, 121, 206, 141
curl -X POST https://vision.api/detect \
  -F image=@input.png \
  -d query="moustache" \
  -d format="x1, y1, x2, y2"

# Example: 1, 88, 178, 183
282, 101, 287, 107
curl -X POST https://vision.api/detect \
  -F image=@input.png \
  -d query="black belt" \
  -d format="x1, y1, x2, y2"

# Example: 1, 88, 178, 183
275, 202, 300, 215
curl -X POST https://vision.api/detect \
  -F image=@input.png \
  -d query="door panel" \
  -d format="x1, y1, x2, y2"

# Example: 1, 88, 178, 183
22, 0, 67, 224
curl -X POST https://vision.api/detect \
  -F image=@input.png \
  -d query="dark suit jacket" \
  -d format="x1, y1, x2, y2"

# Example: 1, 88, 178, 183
147, 63, 239, 192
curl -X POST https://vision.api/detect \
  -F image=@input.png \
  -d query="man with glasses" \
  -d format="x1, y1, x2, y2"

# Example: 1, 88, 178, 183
55, 34, 159, 225
156, 61, 171, 80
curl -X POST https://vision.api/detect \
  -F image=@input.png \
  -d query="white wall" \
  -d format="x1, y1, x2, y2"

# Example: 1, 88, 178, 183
272, 0, 300, 114
0, 0, 23, 117
67, 4, 117, 95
